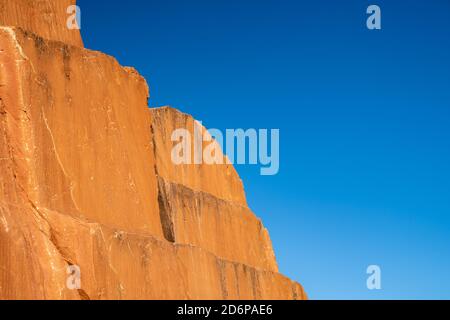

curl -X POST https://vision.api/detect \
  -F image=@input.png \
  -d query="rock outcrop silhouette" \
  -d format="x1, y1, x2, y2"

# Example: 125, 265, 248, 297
0, 0, 306, 299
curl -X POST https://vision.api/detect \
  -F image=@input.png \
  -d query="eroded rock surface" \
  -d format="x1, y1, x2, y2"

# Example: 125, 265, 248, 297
0, 0, 82, 47
0, 1, 306, 300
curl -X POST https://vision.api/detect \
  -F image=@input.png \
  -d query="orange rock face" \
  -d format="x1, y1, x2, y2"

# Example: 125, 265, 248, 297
151, 107, 248, 206
0, 1, 306, 300
152, 108, 278, 272
0, 0, 83, 47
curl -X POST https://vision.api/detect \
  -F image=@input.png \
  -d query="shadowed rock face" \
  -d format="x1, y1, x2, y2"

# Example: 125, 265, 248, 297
0, 0, 306, 300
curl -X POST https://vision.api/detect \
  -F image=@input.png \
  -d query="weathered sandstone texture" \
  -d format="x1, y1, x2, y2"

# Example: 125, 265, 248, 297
0, 0, 82, 47
0, 0, 306, 300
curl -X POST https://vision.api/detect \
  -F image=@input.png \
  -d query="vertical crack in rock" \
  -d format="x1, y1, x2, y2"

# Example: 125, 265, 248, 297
217, 260, 229, 300
156, 178, 176, 243
233, 264, 241, 298
151, 119, 176, 243
77, 289, 91, 300
249, 266, 262, 299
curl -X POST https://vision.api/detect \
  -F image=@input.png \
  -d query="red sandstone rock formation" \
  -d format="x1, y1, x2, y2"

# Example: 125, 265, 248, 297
0, 0, 306, 300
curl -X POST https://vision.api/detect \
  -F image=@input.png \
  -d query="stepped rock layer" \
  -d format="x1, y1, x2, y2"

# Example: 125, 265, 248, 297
151, 107, 278, 272
0, 0, 306, 300
151, 107, 248, 206
0, 27, 162, 237
156, 176, 278, 272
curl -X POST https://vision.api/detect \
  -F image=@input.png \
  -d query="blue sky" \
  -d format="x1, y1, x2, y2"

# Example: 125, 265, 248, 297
78, 0, 450, 299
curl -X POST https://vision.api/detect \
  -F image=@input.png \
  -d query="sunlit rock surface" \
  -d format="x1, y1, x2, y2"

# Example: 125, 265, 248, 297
0, 0, 83, 47
0, 0, 306, 300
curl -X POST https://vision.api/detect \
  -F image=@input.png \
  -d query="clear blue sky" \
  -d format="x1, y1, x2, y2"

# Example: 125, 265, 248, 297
78, 0, 450, 299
